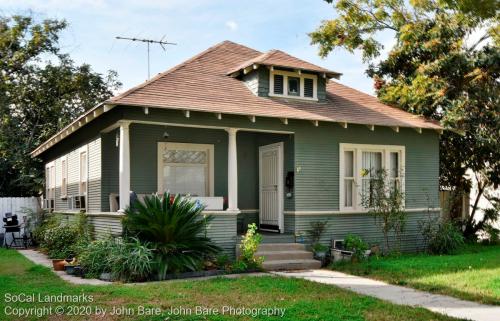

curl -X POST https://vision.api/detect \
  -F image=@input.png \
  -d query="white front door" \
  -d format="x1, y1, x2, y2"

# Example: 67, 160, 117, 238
259, 142, 284, 233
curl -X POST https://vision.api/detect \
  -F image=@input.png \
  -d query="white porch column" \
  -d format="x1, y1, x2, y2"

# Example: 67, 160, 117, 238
226, 128, 239, 211
119, 121, 131, 211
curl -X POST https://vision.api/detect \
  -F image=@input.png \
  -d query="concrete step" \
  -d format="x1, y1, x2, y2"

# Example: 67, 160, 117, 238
257, 243, 307, 252
262, 259, 321, 271
256, 250, 313, 261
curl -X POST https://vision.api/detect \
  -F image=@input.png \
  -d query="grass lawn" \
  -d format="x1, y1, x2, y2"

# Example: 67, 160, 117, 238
331, 244, 500, 305
0, 249, 463, 321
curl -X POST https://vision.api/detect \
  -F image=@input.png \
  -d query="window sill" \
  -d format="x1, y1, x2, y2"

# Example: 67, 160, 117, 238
268, 93, 318, 102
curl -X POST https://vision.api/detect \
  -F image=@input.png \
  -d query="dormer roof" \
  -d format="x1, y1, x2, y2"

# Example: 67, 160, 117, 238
227, 49, 342, 79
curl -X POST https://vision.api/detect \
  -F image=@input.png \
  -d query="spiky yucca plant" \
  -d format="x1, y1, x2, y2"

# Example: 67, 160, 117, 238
123, 193, 221, 279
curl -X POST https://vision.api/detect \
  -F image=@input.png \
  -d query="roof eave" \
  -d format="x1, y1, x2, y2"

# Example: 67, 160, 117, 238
30, 102, 116, 158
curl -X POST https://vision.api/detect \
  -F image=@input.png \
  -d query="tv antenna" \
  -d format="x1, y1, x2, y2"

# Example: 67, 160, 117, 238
115, 36, 177, 79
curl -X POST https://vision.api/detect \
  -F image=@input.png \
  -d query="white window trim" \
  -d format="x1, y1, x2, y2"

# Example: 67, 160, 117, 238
269, 69, 318, 101
339, 143, 405, 211
45, 161, 56, 200
60, 156, 67, 199
79, 147, 88, 196
157, 142, 215, 197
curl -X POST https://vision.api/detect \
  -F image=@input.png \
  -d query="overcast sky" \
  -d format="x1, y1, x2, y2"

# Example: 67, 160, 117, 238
1, 0, 396, 95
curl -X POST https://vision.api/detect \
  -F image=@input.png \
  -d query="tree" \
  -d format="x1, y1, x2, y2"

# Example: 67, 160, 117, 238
310, 0, 499, 239
0, 15, 121, 196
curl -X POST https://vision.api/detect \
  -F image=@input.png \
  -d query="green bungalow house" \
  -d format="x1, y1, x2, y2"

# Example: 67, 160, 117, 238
32, 41, 442, 268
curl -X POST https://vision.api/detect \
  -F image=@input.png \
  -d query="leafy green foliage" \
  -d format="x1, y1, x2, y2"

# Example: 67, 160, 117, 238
0, 15, 121, 196
39, 214, 91, 259
123, 193, 221, 279
108, 237, 154, 282
420, 216, 465, 254
79, 237, 154, 282
310, 1, 499, 238
344, 234, 369, 260
237, 223, 264, 271
78, 238, 115, 279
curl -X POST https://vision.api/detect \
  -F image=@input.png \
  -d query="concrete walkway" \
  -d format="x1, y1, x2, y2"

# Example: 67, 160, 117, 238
273, 269, 500, 321
18, 249, 110, 285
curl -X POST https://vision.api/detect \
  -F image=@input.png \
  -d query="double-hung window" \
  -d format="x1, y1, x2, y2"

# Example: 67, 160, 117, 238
79, 151, 87, 195
45, 162, 55, 201
157, 143, 214, 196
61, 158, 67, 198
340, 144, 405, 211
269, 70, 317, 100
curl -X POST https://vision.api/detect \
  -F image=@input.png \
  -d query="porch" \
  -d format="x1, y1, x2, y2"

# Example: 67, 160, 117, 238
104, 121, 295, 234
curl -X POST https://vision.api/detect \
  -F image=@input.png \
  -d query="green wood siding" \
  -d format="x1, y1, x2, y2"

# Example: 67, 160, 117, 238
289, 210, 440, 252
101, 131, 119, 212
88, 138, 101, 212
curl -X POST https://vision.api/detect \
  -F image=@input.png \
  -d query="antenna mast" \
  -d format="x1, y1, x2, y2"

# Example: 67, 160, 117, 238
116, 36, 177, 79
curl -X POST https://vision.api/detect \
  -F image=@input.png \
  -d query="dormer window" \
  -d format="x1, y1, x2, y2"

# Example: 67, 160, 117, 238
269, 69, 317, 100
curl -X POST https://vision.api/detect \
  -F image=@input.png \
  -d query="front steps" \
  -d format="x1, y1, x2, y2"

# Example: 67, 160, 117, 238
257, 243, 321, 271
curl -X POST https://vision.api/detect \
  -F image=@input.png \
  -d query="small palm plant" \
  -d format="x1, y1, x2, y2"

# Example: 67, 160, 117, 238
123, 193, 221, 279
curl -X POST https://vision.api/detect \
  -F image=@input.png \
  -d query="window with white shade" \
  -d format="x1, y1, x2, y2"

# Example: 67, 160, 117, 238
45, 162, 55, 200
339, 144, 405, 211
61, 158, 67, 198
158, 143, 214, 196
269, 69, 317, 100
79, 151, 87, 195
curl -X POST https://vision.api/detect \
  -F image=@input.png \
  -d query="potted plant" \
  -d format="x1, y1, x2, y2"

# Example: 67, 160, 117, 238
64, 258, 79, 275
52, 259, 66, 271
344, 234, 369, 262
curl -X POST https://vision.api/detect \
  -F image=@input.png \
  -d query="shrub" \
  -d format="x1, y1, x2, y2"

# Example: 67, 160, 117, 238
32, 213, 60, 246
237, 223, 263, 271
344, 234, 369, 260
42, 225, 80, 258
79, 237, 154, 282
123, 193, 221, 280
39, 213, 92, 259
78, 238, 116, 278
420, 218, 465, 254
109, 237, 154, 282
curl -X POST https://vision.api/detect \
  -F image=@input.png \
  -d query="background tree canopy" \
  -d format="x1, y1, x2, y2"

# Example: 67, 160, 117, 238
310, 0, 499, 238
0, 15, 121, 197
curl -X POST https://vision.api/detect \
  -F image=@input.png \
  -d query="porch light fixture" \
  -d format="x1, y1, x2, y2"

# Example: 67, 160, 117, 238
163, 126, 170, 139
115, 132, 120, 147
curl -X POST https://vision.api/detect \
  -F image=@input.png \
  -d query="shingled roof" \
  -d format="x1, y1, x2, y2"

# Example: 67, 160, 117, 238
108, 40, 441, 131
32, 40, 443, 157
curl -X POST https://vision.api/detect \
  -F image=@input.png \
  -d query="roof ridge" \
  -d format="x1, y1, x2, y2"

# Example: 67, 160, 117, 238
108, 40, 240, 103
